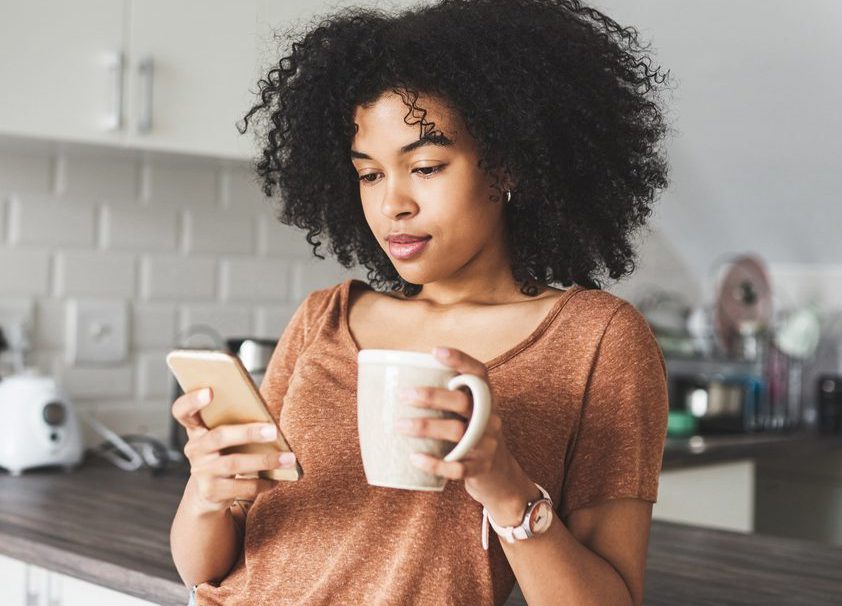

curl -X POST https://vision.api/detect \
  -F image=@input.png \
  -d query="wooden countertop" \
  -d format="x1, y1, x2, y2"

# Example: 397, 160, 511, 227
1, 448, 841, 606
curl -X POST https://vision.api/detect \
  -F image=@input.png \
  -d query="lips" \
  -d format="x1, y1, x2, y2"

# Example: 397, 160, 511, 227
387, 235, 431, 243
389, 236, 431, 244
388, 236, 431, 260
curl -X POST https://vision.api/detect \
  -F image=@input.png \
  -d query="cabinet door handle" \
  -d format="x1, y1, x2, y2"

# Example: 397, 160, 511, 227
104, 50, 125, 132
137, 56, 155, 133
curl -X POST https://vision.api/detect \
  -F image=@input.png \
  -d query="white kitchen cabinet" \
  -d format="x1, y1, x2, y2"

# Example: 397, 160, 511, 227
0, 553, 28, 605
755, 448, 842, 547
125, 0, 260, 159
0, 0, 260, 160
54, 571, 161, 606
0, 0, 126, 145
1, 0, 428, 159
654, 460, 756, 533
0, 554, 160, 606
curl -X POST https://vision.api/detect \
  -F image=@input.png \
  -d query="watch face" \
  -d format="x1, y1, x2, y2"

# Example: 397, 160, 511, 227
529, 501, 553, 534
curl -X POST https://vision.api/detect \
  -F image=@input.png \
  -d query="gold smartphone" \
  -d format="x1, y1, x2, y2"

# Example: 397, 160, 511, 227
166, 349, 302, 481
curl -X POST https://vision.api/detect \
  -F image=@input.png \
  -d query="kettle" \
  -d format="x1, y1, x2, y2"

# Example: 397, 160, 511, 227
0, 370, 85, 475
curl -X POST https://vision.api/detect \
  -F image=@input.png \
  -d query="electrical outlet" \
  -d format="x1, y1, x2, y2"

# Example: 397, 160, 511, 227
66, 300, 128, 365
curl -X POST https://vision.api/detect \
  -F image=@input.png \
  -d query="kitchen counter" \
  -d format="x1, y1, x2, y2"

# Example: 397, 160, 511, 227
2, 451, 842, 606
662, 430, 842, 470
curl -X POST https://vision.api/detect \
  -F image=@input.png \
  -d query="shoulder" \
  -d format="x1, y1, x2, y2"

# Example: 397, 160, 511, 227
286, 281, 344, 336
566, 287, 649, 331
566, 287, 664, 375
305, 280, 344, 312
563, 286, 642, 335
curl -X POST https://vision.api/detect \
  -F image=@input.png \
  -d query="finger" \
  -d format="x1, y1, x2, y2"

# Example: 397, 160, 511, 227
409, 452, 488, 480
464, 433, 499, 459
431, 347, 489, 379
206, 451, 297, 478
171, 387, 213, 431
401, 386, 473, 417
195, 422, 279, 456
394, 416, 466, 443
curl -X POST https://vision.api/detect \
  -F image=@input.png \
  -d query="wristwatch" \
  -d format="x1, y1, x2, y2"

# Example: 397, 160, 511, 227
481, 483, 553, 550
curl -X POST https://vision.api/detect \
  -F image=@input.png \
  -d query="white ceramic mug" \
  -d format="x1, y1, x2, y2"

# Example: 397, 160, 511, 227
357, 349, 491, 491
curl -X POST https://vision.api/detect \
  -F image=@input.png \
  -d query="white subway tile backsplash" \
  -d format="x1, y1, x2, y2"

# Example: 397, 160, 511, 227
291, 259, 360, 301
59, 364, 134, 400
9, 196, 96, 248
186, 209, 254, 254
255, 304, 296, 340
220, 257, 290, 302
0, 298, 34, 347
141, 255, 216, 300
259, 217, 314, 257
78, 401, 171, 448
2, 144, 362, 430
132, 303, 177, 349
146, 158, 219, 208
102, 205, 179, 251
29, 350, 61, 377
137, 351, 171, 400
0, 149, 53, 196
62, 153, 139, 202
224, 165, 273, 212
0, 249, 51, 296
0, 197, 6, 244
54, 251, 135, 297
34, 299, 65, 350
180, 304, 253, 341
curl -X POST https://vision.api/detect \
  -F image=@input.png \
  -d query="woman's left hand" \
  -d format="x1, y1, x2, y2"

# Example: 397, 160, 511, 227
394, 346, 523, 508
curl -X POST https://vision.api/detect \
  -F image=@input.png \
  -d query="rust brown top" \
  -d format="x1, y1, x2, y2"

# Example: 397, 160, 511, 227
195, 278, 668, 605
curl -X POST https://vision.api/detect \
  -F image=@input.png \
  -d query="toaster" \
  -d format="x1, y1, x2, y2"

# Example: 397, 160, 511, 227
0, 370, 84, 475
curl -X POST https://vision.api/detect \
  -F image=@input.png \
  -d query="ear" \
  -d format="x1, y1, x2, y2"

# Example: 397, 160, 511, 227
492, 164, 518, 193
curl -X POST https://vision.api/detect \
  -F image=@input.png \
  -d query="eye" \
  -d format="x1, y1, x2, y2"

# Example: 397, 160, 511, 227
356, 164, 446, 185
413, 164, 446, 176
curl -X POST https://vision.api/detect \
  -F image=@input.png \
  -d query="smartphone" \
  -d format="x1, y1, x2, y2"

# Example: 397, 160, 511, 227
165, 349, 302, 481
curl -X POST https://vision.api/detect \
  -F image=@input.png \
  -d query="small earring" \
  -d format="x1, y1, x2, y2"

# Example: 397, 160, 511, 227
505, 190, 512, 203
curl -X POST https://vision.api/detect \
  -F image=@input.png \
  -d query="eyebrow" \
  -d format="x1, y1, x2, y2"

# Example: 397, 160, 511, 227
350, 133, 454, 160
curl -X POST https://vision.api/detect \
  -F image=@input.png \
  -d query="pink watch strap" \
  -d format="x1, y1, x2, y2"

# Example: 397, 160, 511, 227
481, 483, 551, 550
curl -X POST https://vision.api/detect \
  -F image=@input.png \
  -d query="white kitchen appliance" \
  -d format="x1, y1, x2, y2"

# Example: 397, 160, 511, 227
0, 370, 84, 476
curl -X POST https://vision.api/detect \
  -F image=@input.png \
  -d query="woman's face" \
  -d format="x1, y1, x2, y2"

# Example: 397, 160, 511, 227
351, 91, 510, 291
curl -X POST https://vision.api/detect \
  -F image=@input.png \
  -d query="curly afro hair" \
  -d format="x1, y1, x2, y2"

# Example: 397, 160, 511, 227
238, 0, 673, 297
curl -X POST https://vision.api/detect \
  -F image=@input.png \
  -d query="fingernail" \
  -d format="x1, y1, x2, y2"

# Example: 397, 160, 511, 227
398, 387, 417, 400
433, 347, 450, 358
198, 388, 211, 404
278, 452, 296, 466
394, 419, 412, 432
260, 424, 277, 440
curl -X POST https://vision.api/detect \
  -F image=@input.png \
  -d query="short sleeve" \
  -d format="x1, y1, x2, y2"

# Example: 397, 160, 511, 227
258, 291, 317, 420
559, 301, 669, 520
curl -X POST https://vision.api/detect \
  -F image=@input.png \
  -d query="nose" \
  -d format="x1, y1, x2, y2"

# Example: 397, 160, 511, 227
379, 176, 418, 220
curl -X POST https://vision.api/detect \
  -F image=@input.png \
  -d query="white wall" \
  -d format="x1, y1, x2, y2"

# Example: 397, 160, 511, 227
0, 136, 363, 446
593, 0, 842, 314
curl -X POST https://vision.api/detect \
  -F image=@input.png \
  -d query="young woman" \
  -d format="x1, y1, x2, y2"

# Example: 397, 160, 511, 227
170, 1, 673, 604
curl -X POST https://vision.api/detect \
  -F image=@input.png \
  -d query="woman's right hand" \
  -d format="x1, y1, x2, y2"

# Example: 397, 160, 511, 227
171, 387, 296, 514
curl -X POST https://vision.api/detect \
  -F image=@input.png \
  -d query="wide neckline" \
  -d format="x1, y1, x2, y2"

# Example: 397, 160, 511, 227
339, 278, 582, 371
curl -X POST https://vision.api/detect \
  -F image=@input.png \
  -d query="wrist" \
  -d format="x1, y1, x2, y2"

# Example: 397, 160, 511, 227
483, 464, 542, 527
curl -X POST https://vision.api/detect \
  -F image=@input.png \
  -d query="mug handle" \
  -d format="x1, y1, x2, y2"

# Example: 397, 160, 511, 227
441, 374, 492, 462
